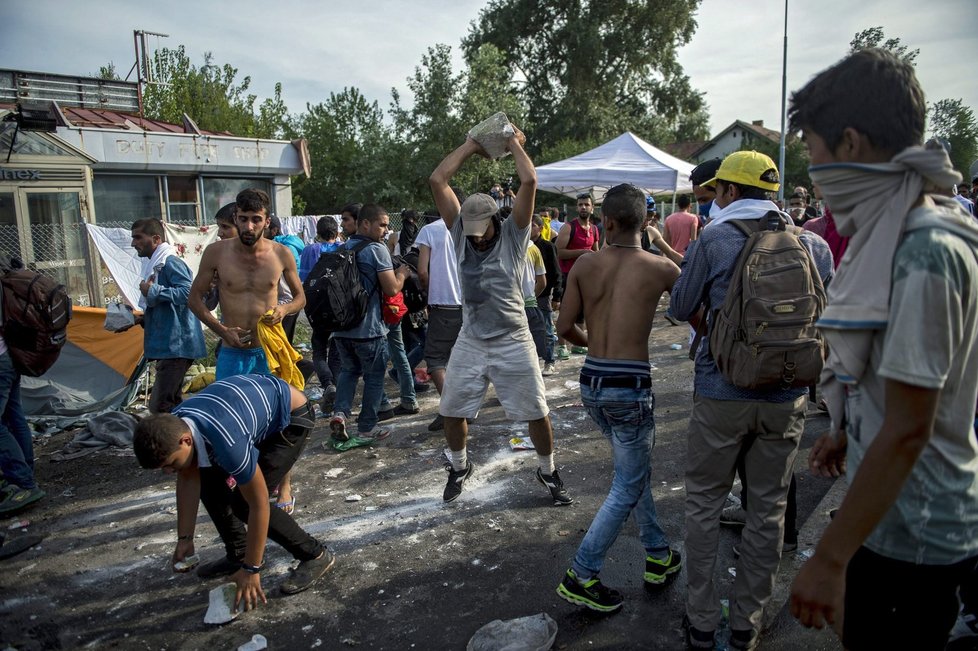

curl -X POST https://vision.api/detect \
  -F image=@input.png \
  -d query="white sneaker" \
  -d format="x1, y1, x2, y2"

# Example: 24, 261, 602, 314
542, 362, 557, 376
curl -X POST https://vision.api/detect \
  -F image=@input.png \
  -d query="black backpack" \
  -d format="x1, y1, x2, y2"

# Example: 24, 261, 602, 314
303, 240, 373, 332
0, 256, 72, 377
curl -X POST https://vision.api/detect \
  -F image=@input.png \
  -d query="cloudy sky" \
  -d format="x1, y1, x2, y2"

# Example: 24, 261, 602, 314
2, 0, 976, 143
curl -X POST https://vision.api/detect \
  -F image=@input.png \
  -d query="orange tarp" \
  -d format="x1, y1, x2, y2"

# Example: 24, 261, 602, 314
68, 307, 144, 379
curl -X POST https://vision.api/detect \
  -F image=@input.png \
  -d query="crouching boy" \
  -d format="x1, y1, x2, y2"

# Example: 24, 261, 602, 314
134, 373, 334, 611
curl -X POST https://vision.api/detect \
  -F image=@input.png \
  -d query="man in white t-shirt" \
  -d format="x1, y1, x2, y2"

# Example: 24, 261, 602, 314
415, 217, 463, 432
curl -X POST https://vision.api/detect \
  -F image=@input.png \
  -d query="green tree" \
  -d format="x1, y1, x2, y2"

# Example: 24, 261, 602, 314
462, 0, 710, 152
930, 99, 978, 182
740, 137, 811, 195
293, 88, 399, 213
94, 63, 121, 80
142, 46, 288, 139
385, 43, 531, 205
389, 44, 466, 204
848, 26, 919, 63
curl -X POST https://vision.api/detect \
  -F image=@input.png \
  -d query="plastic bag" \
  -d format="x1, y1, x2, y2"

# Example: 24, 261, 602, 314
467, 613, 557, 651
104, 302, 135, 332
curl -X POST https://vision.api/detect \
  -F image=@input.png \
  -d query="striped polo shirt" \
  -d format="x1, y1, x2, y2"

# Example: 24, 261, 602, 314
173, 374, 292, 484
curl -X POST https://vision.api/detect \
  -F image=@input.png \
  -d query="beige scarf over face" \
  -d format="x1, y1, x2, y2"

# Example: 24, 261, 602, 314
810, 144, 964, 434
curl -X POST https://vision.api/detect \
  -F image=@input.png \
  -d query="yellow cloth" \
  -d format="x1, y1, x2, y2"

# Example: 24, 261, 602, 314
257, 310, 305, 390
540, 216, 553, 242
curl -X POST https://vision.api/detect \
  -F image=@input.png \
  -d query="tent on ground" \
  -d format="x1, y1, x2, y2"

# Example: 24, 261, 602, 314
22, 307, 145, 419
536, 132, 695, 201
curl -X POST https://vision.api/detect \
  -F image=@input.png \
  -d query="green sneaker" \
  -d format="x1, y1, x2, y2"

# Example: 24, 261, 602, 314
556, 345, 570, 361
556, 569, 623, 613
644, 549, 682, 585
0, 486, 45, 515
570, 345, 588, 355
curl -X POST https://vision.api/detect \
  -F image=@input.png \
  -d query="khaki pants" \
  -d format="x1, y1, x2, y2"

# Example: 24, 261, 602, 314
684, 393, 806, 632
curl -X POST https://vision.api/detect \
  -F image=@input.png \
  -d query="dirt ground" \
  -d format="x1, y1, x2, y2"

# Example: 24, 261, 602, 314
0, 308, 845, 651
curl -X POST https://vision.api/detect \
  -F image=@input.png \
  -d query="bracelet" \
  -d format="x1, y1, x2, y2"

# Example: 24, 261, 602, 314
241, 562, 263, 574
177, 534, 193, 541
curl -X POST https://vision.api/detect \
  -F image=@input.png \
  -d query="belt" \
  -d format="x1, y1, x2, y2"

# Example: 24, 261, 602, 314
579, 374, 652, 389
429, 305, 462, 310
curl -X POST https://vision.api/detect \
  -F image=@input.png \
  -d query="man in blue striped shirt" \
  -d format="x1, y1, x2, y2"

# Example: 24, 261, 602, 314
134, 374, 333, 612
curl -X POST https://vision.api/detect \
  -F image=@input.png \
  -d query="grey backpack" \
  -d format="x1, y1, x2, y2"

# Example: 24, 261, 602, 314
708, 213, 826, 389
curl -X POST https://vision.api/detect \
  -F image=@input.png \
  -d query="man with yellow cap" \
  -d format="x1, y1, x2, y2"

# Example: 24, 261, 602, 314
670, 150, 834, 650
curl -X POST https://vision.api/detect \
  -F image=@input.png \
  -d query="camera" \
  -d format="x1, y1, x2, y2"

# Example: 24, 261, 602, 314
501, 177, 513, 192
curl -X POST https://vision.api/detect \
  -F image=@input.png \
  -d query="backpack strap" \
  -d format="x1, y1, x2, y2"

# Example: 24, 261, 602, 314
687, 211, 786, 361
350, 239, 380, 298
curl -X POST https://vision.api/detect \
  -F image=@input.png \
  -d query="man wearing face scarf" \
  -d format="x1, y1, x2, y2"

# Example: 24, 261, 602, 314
428, 128, 572, 507
786, 48, 978, 651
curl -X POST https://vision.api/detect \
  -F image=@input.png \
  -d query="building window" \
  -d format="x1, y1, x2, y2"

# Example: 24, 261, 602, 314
202, 178, 271, 224
92, 175, 162, 226
166, 176, 199, 226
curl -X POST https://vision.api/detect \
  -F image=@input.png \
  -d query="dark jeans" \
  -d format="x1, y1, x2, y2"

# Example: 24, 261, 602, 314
198, 402, 323, 562
281, 312, 299, 344
149, 358, 194, 414
311, 329, 340, 389
525, 306, 553, 363
0, 352, 34, 489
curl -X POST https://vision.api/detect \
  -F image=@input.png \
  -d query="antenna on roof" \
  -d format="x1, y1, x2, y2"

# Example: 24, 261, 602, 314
132, 29, 169, 122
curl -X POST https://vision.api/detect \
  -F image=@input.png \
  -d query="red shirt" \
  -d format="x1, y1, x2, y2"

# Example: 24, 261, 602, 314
558, 219, 598, 274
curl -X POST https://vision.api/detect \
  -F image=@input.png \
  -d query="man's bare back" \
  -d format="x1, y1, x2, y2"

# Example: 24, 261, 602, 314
559, 247, 679, 361
189, 236, 303, 348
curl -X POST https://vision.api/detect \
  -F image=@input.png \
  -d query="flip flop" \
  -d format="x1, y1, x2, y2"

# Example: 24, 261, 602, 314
274, 495, 295, 515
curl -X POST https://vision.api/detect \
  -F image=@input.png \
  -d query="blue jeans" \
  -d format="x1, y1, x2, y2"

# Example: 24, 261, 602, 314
0, 352, 35, 489
386, 322, 417, 408
572, 383, 669, 578
334, 337, 390, 433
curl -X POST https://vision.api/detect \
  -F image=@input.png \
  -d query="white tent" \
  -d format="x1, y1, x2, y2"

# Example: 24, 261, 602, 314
536, 131, 695, 201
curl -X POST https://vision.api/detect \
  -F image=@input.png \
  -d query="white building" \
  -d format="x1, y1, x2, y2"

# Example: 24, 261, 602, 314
0, 69, 308, 307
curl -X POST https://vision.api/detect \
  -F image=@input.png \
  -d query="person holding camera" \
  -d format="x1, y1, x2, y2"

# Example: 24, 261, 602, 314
489, 181, 516, 210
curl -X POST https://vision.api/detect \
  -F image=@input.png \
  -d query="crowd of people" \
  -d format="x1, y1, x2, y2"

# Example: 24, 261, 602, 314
1, 45, 974, 650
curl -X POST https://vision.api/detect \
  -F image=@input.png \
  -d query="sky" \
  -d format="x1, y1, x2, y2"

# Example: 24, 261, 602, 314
2, 0, 977, 145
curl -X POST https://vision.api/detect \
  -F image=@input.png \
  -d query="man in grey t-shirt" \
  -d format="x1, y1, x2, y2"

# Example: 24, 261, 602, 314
428, 128, 571, 506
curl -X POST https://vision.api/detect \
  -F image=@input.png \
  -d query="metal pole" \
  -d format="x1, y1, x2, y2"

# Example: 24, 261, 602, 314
778, 0, 788, 203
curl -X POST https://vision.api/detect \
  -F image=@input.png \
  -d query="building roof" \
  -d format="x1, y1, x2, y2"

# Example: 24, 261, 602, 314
690, 119, 782, 160
0, 103, 231, 136
60, 107, 231, 135
660, 141, 706, 161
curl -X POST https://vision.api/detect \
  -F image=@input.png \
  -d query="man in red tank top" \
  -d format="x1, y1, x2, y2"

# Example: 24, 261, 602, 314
555, 193, 600, 358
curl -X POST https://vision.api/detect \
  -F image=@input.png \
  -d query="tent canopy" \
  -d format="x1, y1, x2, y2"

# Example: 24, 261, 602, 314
22, 307, 145, 419
536, 132, 695, 201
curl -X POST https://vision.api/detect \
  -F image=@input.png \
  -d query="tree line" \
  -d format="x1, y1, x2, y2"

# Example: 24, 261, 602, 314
98, 7, 977, 215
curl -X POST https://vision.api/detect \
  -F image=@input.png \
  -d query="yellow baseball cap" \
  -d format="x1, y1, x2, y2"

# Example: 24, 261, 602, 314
705, 150, 780, 192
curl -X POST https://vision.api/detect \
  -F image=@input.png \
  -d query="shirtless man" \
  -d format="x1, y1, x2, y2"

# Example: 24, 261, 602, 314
554, 183, 682, 613
189, 188, 305, 384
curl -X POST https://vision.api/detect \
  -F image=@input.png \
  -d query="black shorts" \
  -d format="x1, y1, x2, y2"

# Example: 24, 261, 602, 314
844, 545, 978, 650
424, 306, 462, 371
